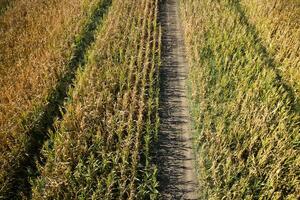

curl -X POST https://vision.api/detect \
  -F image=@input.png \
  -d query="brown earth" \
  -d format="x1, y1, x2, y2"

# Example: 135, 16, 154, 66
157, 0, 198, 199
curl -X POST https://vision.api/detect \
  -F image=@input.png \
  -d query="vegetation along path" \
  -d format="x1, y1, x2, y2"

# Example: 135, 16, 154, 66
158, 0, 198, 199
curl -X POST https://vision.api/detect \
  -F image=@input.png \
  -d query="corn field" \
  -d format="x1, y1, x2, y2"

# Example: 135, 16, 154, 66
179, 0, 300, 199
0, 0, 299, 199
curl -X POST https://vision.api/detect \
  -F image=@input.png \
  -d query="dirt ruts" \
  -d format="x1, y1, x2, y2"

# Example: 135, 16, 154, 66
157, 0, 198, 199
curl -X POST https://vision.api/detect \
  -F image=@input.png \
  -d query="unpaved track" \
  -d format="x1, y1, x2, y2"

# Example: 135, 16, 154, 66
158, 0, 198, 199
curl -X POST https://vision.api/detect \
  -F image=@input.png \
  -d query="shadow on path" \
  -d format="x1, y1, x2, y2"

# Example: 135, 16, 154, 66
157, 0, 198, 199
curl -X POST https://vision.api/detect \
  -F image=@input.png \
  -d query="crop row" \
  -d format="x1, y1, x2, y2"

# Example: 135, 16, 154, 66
180, 0, 299, 199
31, 0, 160, 199
241, 0, 300, 101
0, 0, 111, 198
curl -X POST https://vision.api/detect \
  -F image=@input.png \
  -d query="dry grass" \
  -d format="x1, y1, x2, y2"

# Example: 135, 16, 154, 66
0, 0, 104, 197
31, 0, 160, 199
180, 0, 300, 199
241, 0, 300, 100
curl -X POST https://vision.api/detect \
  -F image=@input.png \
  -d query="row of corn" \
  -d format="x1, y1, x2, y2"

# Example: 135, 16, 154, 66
0, 0, 160, 198
32, 0, 160, 199
179, 0, 299, 199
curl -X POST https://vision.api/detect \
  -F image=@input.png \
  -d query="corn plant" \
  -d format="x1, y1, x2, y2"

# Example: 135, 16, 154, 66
179, 0, 300, 199
31, 0, 160, 199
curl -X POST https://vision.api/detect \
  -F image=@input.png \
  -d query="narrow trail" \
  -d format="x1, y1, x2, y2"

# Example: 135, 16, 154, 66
157, 0, 198, 199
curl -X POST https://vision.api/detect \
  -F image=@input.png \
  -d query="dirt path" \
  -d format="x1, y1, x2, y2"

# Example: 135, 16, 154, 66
157, 0, 198, 199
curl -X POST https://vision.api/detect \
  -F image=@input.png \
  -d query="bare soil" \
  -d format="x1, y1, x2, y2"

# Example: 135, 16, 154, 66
157, 0, 198, 199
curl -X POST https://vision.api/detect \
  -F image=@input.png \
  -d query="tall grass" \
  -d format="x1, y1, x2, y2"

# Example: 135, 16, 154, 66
31, 0, 160, 199
0, 0, 109, 197
240, 0, 300, 101
180, 0, 300, 199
